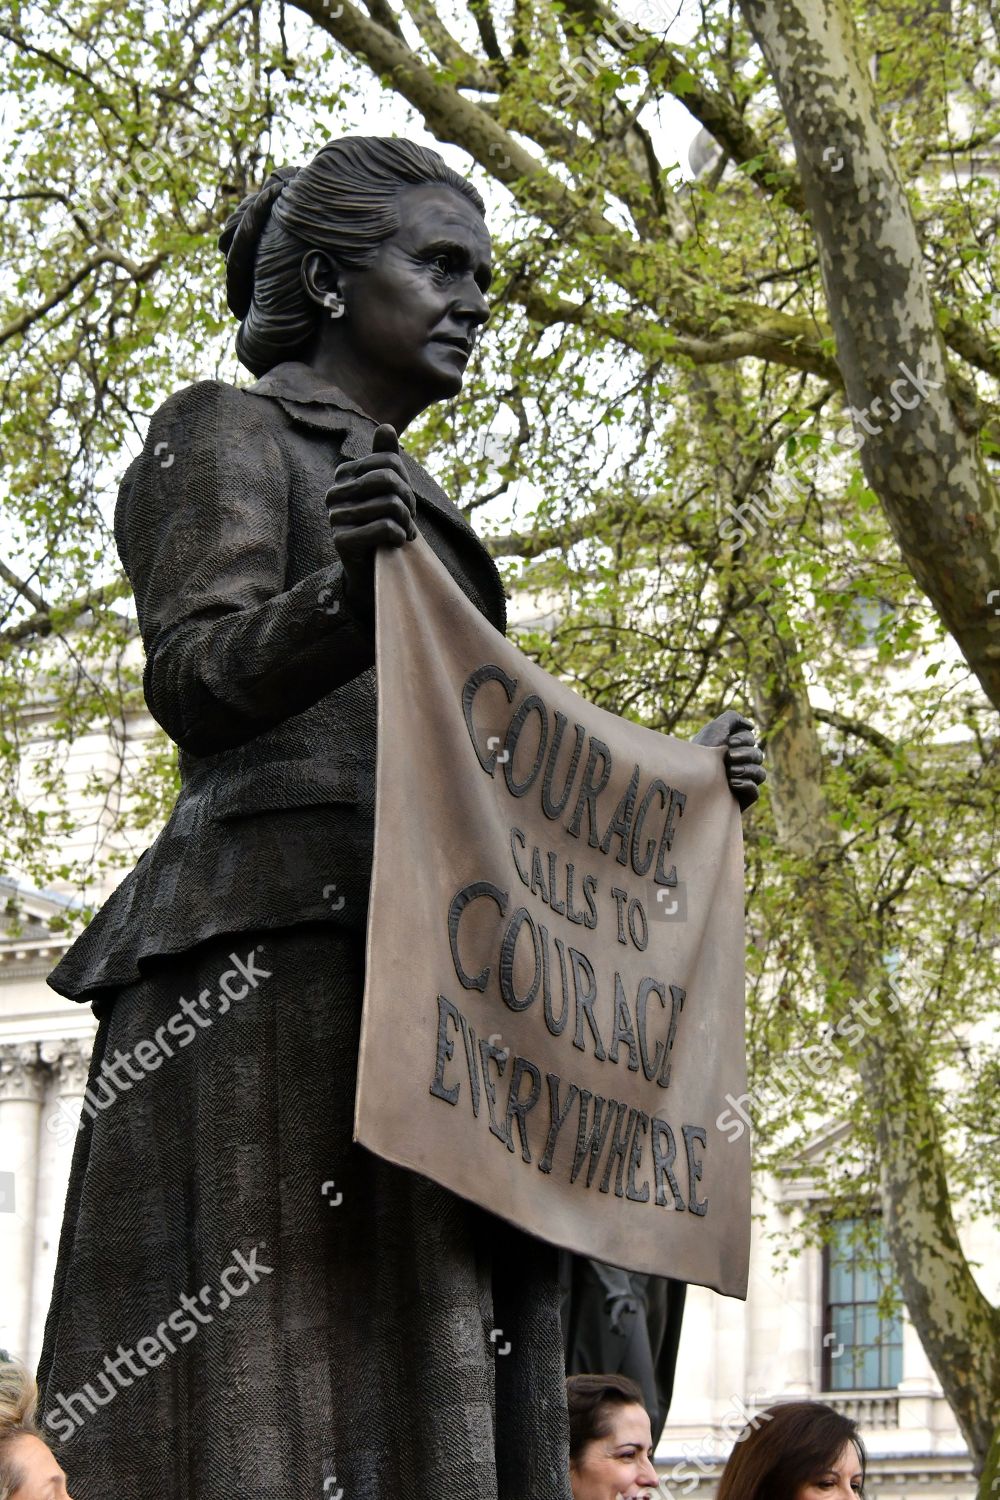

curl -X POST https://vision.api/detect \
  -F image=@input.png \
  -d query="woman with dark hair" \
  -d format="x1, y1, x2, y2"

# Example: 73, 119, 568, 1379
715, 1400, 866, 1500
566, 1373, 659, 1500
37, 134, 764, 1500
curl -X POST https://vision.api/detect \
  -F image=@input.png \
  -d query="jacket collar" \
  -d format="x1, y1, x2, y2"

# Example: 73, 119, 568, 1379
245, 362, 508, 629
246, 362, 459, 516
247, 361, 376, 425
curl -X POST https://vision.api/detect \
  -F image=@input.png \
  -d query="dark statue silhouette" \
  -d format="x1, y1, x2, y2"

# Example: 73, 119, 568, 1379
561, 1256, 686, 1446
37, 137, 764, 1497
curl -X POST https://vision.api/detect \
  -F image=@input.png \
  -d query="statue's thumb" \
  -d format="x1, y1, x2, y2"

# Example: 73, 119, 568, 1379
372, 423, 400, 456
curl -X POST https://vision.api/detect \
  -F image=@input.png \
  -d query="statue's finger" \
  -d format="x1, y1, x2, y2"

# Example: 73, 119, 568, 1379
372, 422, 401, 455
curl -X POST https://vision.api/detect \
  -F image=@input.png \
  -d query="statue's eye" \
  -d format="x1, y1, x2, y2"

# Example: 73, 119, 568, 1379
429, 251, 454, 274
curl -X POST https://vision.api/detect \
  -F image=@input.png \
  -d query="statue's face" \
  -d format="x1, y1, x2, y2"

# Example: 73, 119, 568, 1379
332, 183, 492, 404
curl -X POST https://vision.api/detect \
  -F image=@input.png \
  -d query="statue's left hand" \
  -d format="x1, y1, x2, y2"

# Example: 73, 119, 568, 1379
693, 709, 766, 811
606, 1293, 641, 1337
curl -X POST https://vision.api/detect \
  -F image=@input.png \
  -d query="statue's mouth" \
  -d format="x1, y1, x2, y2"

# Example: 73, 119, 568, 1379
431, 333, 474, 356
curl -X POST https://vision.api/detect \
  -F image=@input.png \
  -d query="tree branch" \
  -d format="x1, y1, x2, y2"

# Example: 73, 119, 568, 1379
0, 583, 131, 646
811, 706, 897, 757
939, 309, 1000, 384
740, 0, 1000, 1456
399, 0, 498, 89
0, 248, 170, 349
467, 0, 505, 70
0, 562, 49, 615
517, 287, 841, 382
559, 0, 806, 212
740, 0, 1000, 715
362, 0, 407, 40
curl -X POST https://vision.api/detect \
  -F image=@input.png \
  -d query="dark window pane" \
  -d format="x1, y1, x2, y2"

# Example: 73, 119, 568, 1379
826, 1307, 853, 1386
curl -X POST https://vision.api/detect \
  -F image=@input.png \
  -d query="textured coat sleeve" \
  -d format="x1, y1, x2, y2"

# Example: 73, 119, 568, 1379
117, 380, 375, 756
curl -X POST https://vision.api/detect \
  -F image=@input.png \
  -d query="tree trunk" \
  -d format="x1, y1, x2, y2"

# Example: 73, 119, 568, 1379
731, 493, 1000, 1468
738, 0, 1000, 711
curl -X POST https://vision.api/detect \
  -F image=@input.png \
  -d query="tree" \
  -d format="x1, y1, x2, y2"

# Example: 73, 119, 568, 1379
1, 0, 998, 1485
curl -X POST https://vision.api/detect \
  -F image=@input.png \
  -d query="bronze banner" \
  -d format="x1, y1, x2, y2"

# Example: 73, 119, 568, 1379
356, 537, 750, 1297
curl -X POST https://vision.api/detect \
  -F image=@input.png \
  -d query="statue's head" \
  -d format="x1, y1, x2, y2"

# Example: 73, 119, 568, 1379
219, 137, 491, 419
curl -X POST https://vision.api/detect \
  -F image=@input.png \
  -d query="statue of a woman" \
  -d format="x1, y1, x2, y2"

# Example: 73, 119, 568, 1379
37, 136, 764, 1499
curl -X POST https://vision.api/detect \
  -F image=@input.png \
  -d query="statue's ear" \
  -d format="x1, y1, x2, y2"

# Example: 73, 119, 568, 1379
300, 249, 344, 312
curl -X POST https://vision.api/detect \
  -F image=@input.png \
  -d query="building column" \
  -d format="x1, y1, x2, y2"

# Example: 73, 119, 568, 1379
746, 1200, 817, 1400
0, 1043, 46, 1361
791, 1233, 823, 1396
898, 1316, 937, 1391
27, 1039, 94, 1369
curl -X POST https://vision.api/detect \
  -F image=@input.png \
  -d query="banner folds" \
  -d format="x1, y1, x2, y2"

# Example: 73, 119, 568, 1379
356, 538, 750, 1297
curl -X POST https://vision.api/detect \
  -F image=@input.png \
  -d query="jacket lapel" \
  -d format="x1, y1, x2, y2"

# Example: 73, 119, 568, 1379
245, 369, 508, 631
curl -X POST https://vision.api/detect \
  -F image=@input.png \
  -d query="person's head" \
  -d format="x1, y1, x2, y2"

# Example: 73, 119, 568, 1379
0, 1361, 73, 1500
716, 1400, 866, 1500
566, 1373, 658, 1500
218, 136, 492, 429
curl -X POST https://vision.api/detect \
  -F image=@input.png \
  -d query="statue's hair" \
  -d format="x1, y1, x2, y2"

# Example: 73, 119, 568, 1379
218, 137, 486, 376
0, 1359, 41, 1500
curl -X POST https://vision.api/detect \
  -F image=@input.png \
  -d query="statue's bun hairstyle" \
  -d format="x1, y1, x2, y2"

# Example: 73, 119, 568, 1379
218, 136, 486, 376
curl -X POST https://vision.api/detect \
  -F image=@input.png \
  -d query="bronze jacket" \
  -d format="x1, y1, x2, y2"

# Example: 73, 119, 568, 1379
49, 362, 507, 1004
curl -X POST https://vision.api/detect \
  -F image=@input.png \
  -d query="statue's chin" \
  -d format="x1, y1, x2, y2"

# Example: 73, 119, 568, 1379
422, 340, 472, 390
422, 368, 466, 404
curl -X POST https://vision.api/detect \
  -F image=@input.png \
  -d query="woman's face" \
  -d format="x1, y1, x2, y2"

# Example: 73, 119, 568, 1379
793, 1440, 864, 1499
7, 1434, 74, 1499
319, 182, 492, 427
570, 1401, 659, 1500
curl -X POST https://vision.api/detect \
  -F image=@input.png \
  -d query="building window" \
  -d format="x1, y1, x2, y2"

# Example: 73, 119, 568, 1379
823, 1218, 903, 1390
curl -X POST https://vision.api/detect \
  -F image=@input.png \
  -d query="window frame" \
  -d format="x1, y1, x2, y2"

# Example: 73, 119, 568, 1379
821, 1215, 903, 1392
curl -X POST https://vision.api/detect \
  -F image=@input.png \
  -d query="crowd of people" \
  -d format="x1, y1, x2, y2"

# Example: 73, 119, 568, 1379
565, 1373, 865, 1499
0, 1355, 865, 1499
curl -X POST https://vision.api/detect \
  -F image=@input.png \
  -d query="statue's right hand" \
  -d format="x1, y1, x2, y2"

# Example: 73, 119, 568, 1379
325, 423, 418, 621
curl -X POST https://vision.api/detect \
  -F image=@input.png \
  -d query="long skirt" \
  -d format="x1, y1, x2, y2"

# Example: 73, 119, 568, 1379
38, 926, 573, 1499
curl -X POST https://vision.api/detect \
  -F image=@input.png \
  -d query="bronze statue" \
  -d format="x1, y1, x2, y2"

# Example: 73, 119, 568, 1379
37, 137, 764, 1497
561, 1256, 686, 1446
